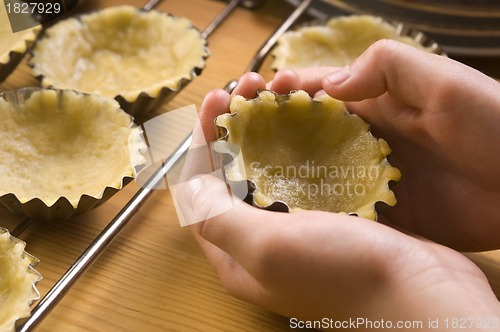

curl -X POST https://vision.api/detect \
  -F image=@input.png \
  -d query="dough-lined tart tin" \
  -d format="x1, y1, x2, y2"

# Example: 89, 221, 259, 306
28, 5, 210, 117
271, 14, 445, 71
0, 21, 40, 83
287, 0, 500, 57
0, 227, 42, 332
215, 90, 401, 220
0, 87, 146, 220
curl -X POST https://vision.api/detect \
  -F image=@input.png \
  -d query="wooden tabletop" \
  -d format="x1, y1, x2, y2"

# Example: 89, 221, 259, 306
1, 1, 499, 331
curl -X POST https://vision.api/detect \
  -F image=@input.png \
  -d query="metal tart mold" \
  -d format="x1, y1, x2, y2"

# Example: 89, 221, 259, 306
0, 25, 40, 83
28, 5, 210, 117
271, 14, 445, 71
215, 90, 401, 220
0, 87, 146, 220
0, 227, 42, 332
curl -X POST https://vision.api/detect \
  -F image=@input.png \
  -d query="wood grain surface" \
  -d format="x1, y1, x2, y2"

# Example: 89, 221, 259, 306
0, 1, 499, 331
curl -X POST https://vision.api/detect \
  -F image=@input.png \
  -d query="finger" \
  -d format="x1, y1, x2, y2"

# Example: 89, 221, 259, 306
345, 93, 422, 138
293, 66, 337, 96
183, 174, 286, 269
177, 91, 227, 186
183, 174, 400, 275
266, 69, 301, 93
185, 174, 270, 237
314, 89, 327, 98
232, 72, 266, 98
190, 231, 267, 303
182, 175, 276, 304
322, 39, 477, 109
266, 67, 338, 97
321, 40, 428, 105
198, 89, 231, 143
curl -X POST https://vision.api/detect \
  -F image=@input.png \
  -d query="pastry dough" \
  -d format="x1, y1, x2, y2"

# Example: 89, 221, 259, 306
30, 5, 208, 102
0, 228, 41, 332
0, 89, 145, 208
272, 15, 434, 70
216, 90, 401, 220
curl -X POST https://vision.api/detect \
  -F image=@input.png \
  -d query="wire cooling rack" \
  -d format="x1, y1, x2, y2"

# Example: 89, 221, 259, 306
11, 0, 314, 330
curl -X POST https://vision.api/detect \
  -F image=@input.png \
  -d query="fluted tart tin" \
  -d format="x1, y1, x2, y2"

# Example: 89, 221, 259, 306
271, 15, 445, 71
215, 90, 401, 220
0, 88, 146, 220
0, 227, 42, 332
0, 17, 40, 83
29, 5, 210, 117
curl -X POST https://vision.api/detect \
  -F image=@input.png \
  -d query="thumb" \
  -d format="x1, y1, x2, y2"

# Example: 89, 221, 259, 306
322, 39, 450, 109
178, 171, 251, 228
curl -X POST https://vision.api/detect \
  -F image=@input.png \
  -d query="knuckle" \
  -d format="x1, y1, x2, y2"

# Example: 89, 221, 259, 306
367, 39, 401, 57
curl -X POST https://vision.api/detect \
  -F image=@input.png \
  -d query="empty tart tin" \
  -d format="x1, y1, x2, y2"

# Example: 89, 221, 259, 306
0, 87, 146, 220
29, 5, 210, 117
215, 90, 401, 221
0, 227, 42, 332
271, 14, 445, 70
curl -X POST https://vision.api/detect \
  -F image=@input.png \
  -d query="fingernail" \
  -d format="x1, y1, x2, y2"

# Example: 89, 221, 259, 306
184, 176, 205, 208
314, 89, 327, 98
325, 67, 350, 85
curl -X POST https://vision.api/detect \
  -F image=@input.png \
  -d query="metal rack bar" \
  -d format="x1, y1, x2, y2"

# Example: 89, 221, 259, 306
202, 0, 241, 39
223, 0, 313, 93
245, 0, 313, 73
16, 1, 243, 331
142, 0, 163, 11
